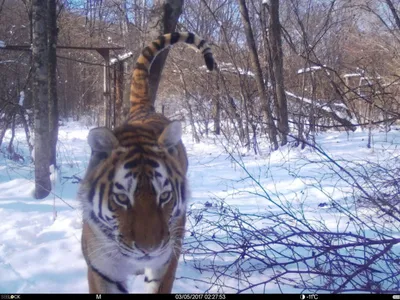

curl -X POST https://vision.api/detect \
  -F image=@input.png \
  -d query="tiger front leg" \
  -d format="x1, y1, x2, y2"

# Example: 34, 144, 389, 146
144, 253, 179, 293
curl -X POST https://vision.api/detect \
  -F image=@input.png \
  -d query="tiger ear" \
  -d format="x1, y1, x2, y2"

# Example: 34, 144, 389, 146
88, 127, 119, 153
158, 121, 182, 149
86, 127, 119, 171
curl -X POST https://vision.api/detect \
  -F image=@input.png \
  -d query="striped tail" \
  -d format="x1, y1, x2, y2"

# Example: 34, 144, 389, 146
129, 32, 215, 111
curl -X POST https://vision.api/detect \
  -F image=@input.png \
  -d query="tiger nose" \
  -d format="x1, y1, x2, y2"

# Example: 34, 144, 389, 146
133, 240, 161, 254
133, 229, 169, 253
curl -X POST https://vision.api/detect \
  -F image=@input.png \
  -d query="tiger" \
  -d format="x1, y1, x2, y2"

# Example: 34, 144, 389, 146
77, 32, 215, 294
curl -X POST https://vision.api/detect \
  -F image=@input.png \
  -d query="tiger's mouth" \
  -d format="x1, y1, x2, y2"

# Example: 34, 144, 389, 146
137, 254, 152, 261
133, 246, 173, 265
117, 240, 173, 262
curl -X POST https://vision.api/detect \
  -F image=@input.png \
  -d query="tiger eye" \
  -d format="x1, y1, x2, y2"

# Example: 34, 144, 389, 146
113, 193, 130, 206
159, 191, 172, 204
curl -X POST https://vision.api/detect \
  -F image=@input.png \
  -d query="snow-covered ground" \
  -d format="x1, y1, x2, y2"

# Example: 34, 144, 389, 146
0, 121, 399, 293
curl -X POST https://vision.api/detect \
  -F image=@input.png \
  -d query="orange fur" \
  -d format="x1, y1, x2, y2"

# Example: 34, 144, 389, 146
79, 32, 215, 294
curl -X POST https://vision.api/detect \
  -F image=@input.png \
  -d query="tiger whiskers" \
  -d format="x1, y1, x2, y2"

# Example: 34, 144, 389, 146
87, 241, 117, 260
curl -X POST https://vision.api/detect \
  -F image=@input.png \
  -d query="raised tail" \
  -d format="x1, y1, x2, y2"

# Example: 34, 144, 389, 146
130, 32, 215, 111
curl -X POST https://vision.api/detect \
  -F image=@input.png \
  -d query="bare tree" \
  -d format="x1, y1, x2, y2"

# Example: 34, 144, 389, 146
385, 0, 400, 30
48, 0, 59, 167
238, 0, 279, 150
265, 0, 289, 146
32, 0, 51, 199
146, 0, 183, 105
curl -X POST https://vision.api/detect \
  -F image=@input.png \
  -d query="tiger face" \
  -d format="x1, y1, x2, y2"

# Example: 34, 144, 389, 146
79, 121, 187, 270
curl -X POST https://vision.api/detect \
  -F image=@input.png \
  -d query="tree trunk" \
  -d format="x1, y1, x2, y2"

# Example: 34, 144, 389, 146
48, 0, 58, 167
19, 105, 33, 155
146, 0, 183, 105
217, 71, 246, 143
32, 0, 51, 199
385, 0, 400, 30
177, 67, 200, 143
238, 0, 279, 150
212, 96, 220, 135
309, 72, 316, 145
267, 0, 289, 146
240, 91, 251, 151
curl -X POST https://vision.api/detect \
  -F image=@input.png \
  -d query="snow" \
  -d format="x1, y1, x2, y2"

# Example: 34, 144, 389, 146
0, 120, 399, 293
110, 52, 133, 65
19, 91, 24, 106
343, 73, 362, 78
0, 41, 5, 48
297, 65, 326, 74
214, 62, 255, 77
285, 90, 351, 118
0, 60, 17, 65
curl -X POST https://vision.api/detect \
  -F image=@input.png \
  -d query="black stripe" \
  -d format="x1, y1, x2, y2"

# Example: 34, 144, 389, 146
88, 186, 96, 203
118, 237, 134, 252
98, 183, 106, 221
197, 39, 206, 49
123, 156, 167, 170
127, 178, 133, 192
88, 263, 114, 283
163, 256, 172, 265
186, 32, 195, 44
144, 159, 159, 168
107, 199, 116, 212
130, 91, 146, 100
150, 184, 156, 195
173, 198, 177, 210
170, 178, 178, 210
181, 182, 186, 203
125, 159, 140, 169
168, 162, 182, 177
135, 62, 149, 73
201, 47, 211, 54
157, 35, 166, 49
91, 164, 111, 192
107, 169, 115, 181
174, 208, 181, 217
119, 133, 154, 142
107, 187, 117, 212
115, 125, 155, 136
144, 276, 160, 283
165, 164, 172, 176
127, 147, 145, 157
116, 282, 129, 293
204, 52, 214, 71
121, 142, 158, 149
152, 41, 162, 51
115, 182, 125, 190
90, 211, 115, 242
142, 46, 154, 62
87, 262, 128, 293
175, 179, 180, 202
90, 211, 100, 224
125, 171, 133, 179
170, 32, 180, 45
90, 212, 115, 240
92, 151, 108, 161
105, 215, 114, 221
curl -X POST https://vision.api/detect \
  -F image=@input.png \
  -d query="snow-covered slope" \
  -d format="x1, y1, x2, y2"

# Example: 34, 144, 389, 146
0, 121, 399, 293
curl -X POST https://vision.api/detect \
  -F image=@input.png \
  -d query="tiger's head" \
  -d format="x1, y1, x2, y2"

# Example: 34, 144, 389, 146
79, 121, 187, 265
